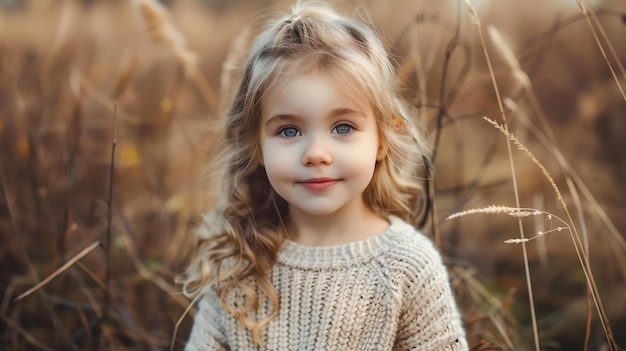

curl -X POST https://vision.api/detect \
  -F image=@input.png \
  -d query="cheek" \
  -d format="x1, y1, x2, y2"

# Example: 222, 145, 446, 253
261, 144, 293, 181
351, 135, 381, 167
258, 132, 272, 166
340, 149, 378, 179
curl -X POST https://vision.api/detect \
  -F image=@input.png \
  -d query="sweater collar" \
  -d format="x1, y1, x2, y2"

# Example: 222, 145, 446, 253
276, 216, 409, 270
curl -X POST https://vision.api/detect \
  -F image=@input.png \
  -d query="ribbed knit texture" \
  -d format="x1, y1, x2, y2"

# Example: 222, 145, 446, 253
186, 216, 468, 350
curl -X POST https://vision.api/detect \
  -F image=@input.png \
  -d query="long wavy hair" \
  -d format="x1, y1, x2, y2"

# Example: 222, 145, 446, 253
181, 1, 430, 343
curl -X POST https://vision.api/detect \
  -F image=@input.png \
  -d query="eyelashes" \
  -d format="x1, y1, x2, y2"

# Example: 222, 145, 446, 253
275, 121, 359, 138
277, 126, 301, 138
331, 121, 357, 135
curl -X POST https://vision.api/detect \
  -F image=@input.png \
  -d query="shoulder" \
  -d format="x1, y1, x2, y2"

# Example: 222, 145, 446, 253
382, 219, 468, 349
376, 216, 449, 291
382, 216, 443, 267
186, 286, 230, 349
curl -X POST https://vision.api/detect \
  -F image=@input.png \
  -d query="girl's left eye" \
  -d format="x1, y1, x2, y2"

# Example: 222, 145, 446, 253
331, 123, 355, 135
277, 127, 301, 138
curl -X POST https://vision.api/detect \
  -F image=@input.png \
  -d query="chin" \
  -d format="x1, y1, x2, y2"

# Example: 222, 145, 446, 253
291, 205, 342, 217
302, 208, 340, 217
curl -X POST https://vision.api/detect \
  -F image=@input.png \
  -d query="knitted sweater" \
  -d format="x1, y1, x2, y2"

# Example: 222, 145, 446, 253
186, 216, 468, 350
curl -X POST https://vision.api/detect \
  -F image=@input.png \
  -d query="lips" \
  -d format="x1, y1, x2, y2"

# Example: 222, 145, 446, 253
298, 178, 339, 191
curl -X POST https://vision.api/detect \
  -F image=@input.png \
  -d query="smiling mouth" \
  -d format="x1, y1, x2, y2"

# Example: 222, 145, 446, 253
298, 178, 340, 191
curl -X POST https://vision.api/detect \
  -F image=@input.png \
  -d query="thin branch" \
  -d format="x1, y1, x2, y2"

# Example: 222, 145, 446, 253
427, 0, 464, 248
13, 241, 101, 302
103, 104, 118, 325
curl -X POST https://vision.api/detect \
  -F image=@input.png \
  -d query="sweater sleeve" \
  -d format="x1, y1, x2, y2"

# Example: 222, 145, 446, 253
185, 288, 229, 351
393, 240, 468, 351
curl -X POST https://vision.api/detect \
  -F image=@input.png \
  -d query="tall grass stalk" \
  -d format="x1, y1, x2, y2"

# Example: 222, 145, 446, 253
461, 1, 540, 349
576, 0, 626, 103
582, 2, 626, 82
427, 0, 465, 249
482, 117, 618, 350
103, 104, 118, 328
446, 205, 570, 244
504, 96, 626, 278
134, 0, 219, 112
171, 293, 201, 351
453, 266, 516, 348
508, 90, 626, 344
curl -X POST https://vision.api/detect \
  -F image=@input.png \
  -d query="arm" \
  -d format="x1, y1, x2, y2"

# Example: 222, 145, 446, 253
185, 288, 230, 351
394, 245, 468, 351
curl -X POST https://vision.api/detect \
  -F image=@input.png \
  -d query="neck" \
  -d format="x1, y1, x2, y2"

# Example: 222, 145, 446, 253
286, 200, 389, 247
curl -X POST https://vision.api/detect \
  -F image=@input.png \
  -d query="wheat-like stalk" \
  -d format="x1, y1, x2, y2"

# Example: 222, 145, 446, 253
135, 0, 198, 77
134, 0, 218, 111
504, 90, 623, 347
487, 25, 562, 151
507, 90, 626, 265
462, 1, 541, 348
446, 206, 570, 244
446, 205, 542, 220
487, 26, 530, 91
481, 118, 618, 349
482, 116, 564, 205
503, 225, 568, 244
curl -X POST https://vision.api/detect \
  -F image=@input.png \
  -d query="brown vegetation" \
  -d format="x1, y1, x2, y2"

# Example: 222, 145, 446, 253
1, 0, 625, 349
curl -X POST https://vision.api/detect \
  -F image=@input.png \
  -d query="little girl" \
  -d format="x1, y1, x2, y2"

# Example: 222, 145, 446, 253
182, 2, 467, 350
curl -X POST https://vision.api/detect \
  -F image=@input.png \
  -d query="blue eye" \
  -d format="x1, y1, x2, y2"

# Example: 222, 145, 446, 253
278, 127, 301, 138
332, 123, 354, 135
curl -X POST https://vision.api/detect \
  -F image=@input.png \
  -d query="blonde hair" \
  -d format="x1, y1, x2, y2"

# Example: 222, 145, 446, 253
181, 1, 429, 343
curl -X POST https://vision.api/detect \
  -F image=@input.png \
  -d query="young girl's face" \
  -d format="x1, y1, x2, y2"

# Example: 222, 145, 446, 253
259, 69, 383, 219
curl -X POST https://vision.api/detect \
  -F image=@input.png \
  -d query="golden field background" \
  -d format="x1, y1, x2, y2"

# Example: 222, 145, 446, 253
1, 0, 625, 349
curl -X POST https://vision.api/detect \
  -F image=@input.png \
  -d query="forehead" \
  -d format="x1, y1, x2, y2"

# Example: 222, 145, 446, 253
262, 67, 371, 114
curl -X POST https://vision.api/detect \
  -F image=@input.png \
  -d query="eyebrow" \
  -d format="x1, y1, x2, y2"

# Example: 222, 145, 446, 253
264, 107, 365, 127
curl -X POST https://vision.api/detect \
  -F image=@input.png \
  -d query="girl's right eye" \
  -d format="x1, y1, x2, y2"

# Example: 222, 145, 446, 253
277, 127, 301, 138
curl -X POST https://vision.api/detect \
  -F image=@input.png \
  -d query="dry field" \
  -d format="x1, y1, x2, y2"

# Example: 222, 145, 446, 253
1, 0, 625, 349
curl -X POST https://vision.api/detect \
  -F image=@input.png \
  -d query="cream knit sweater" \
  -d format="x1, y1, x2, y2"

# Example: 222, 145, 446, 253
186, 216, 468, 350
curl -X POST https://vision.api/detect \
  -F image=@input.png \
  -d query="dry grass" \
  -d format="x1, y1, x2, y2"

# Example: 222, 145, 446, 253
1, 0, 625, 350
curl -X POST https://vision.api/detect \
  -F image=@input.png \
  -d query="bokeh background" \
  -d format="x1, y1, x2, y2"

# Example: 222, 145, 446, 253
1, 0, 625, 349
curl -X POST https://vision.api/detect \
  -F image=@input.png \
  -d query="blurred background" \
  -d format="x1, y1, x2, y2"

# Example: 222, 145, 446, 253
1, 0, 625, 349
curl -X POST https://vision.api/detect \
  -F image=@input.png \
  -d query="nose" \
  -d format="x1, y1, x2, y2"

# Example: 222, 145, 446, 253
302, 135, 332, 166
